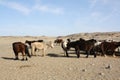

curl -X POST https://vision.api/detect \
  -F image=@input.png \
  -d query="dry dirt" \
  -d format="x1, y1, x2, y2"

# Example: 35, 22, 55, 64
0, 33, 120, 80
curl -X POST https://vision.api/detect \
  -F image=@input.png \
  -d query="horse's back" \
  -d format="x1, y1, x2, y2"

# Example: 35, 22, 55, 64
12, 42, 26, 53
31, 42, 45, 49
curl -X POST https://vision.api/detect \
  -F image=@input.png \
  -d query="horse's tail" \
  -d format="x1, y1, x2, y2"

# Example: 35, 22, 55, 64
25, 45, 31, 58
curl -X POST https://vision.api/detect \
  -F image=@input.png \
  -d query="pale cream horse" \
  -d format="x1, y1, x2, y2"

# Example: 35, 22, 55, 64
31, 41, 54, 56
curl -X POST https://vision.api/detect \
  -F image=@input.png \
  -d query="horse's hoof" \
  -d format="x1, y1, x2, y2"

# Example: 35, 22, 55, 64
14, 58, 19, 60
77, 56, 80, 58
86, 56, 88, 58
26, 58, 28, 60
28, 55, 31, 58
21, 59, 24, 61
104, 55, 107, 58
113, 54, 116, 57
94, 56, 97, 58
66, 54, 69, 57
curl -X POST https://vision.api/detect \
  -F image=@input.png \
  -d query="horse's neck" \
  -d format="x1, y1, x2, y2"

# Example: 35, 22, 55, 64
46, 42, 51, 48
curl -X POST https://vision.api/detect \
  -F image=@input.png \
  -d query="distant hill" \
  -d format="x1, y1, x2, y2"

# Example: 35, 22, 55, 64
61, 32, 120, 41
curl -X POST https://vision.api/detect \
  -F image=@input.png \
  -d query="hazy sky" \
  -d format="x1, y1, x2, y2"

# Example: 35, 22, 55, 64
0, 0, 120, 36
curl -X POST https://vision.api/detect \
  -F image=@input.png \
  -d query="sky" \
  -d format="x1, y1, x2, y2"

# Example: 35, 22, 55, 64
0, 0, 120, 36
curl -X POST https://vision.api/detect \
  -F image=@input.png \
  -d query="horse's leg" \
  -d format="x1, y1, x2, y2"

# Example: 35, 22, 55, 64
25, 52, 28, 60
41, 49, 45, 57
76, 49, 80, 58
104, 49, 107, 57
92, 47, 97, 58
64, 48, 68, 56
65, 50, 69, 57
14, 52, 19, 60
31, 46, 35, 56
112, 51, 116, 57
101, 47, 106, 57
25, 46, 31, 58
75, 47, 80, 58
101, 50, 107, 57
86, 51, 89, 58
25, 53, 28, 61
21, 52, 25, 61
86, 47, 91, 58
94, 51, 97, 58
22, 51, 28, 61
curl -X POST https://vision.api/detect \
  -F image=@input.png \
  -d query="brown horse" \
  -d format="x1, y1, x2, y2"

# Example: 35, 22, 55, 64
100, 41, 120, 57
54, 38, 63, 45
12, 42, 31, 60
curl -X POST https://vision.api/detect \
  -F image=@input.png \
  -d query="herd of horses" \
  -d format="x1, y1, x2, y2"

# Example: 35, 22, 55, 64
12, 40, 54, 60
12, 38, 120, 61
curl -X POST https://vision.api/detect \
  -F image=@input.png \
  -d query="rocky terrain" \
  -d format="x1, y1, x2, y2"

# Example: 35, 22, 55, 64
0, 32, 120, 80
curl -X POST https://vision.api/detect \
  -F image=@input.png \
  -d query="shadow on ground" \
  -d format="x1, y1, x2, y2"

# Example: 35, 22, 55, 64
1, 57, 14, 60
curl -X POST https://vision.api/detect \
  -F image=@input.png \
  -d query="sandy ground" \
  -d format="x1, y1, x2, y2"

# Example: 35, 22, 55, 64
0, 36, 120, 80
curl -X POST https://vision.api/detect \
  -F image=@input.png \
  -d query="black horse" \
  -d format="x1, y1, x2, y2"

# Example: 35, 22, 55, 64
66, 38, 97, 58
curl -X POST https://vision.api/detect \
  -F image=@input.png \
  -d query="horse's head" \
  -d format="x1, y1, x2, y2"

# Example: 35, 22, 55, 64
113, 42, 120, 47
67, 39, 71, 43
47, 41, 54, 48
25, 40, 28, 43
79, 38, 85, 41
66, 42, 72, 50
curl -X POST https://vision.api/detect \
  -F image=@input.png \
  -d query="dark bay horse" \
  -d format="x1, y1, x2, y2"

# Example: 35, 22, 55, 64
100, 41, 120, 57
12, 42, 31, 60
54, 38, 63, 45
66, 38, 97, 58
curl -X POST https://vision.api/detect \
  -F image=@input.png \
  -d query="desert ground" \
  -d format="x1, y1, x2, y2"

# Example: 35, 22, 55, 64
0, 32, 120, 80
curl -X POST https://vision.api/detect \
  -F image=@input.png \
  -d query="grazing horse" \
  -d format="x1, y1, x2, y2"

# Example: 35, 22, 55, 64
12, 42, 31, 60
100, 41, 120, 57
54, 38, 63, 45
31, 41, 54, 56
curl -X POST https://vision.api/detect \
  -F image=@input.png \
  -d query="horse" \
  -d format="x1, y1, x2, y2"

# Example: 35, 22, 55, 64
61, 41, 68, 56
66, 38, 97, 58
31, 41, 54, 56
25, 40, 44, 47
12, 42, 31, 61
100, 41, 120, 57
54, 38, 63, 46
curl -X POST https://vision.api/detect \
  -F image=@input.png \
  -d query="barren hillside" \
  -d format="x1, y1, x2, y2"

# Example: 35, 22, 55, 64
60, 32, 120, 41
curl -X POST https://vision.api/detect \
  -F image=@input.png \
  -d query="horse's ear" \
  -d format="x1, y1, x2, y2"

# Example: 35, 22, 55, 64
25, 40, 28, 42
67, 39, 71, 42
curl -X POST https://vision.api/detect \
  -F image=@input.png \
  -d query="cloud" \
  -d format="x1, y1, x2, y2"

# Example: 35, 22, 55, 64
33, 4, 64, 15
0, 0, 64, 15
0, 1, 31, 15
